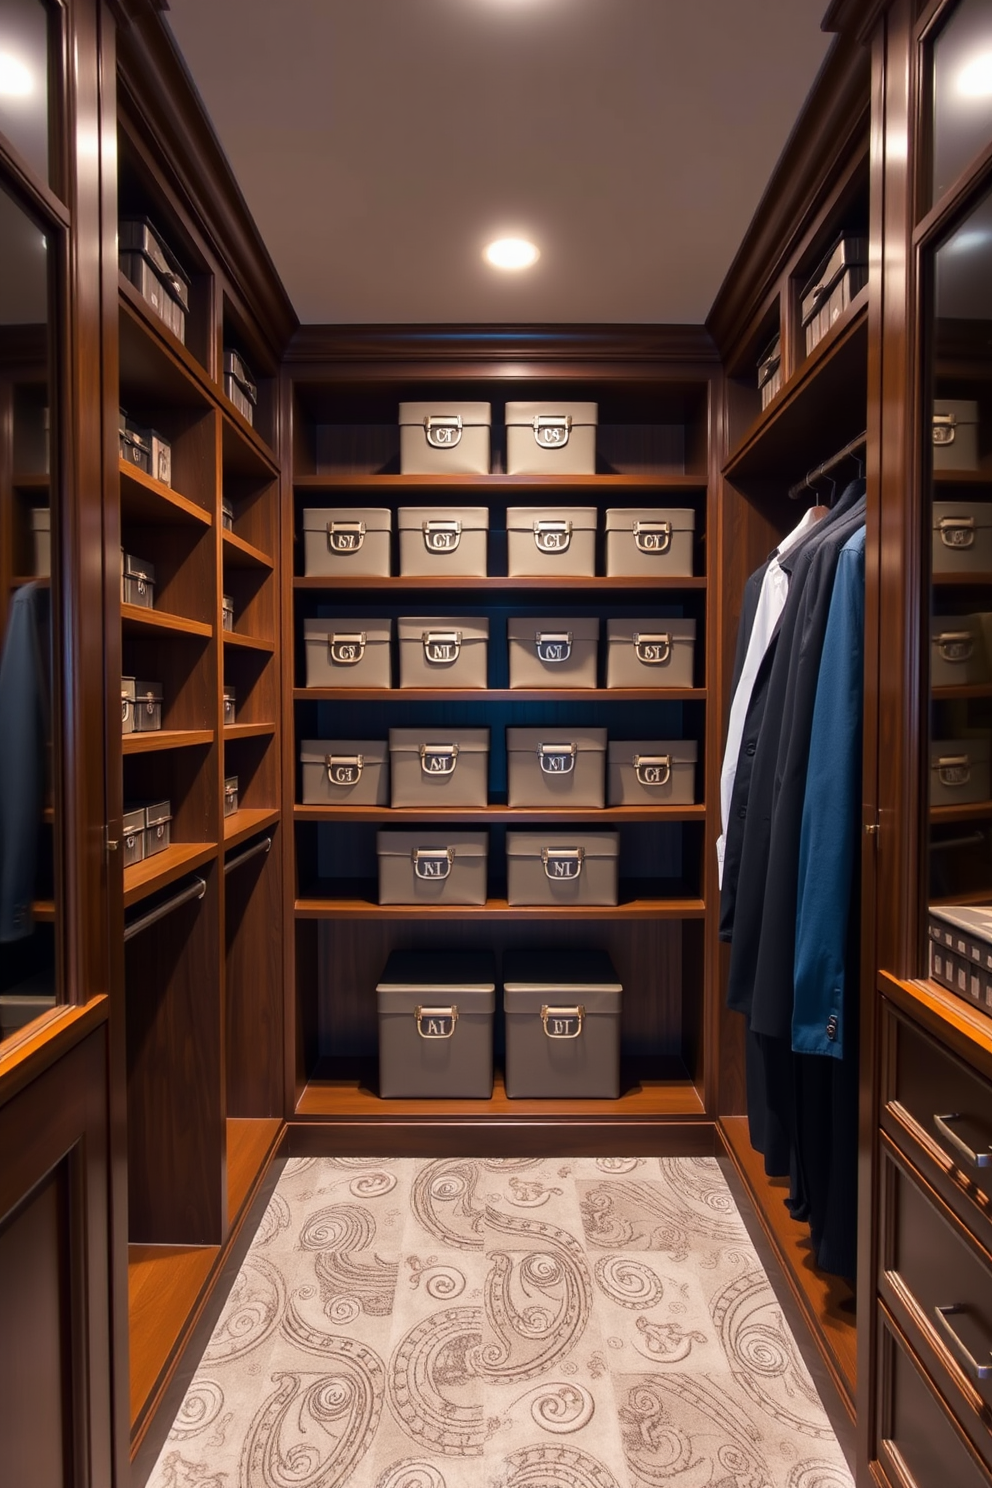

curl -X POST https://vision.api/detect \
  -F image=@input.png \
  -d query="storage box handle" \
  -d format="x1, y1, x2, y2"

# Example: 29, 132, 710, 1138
936, 754, 972, 787
933, 413, 959, 446
634, 753, 672, 786
326, 520, 366, 553
420, 742, 459, 776
533, 518, 572, 553
539, 742, 576, 775
938, 516, 976, 549
533, 414, 572, 449
412, 847, 454, 879
329, 632, 366, 665
541, 1004, 585, 1038
934, 1305, 992, 1381
632, 520, 673, 554
424, 414, 462, 449
633, 632, 671, 664
423, 518, 462, 553
415, 1005, 458, 1038
121, 695, 134, 725
934, 631, 976, 662
541, 845, 585, 880
325, 753, 364, 786
535, 631, 572, 663
422, 631, 462, 665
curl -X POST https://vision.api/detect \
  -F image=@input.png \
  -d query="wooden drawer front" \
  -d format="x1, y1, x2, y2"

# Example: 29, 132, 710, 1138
876, 1306, 989, 1488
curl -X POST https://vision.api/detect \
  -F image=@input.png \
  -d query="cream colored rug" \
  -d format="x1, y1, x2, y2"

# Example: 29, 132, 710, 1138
147, 1157, 854, 1488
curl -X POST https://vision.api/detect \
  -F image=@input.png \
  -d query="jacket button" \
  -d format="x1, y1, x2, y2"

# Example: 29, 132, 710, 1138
737, 806, 747, 820
745, 741, 756, 756
826, 1015, 838, 1040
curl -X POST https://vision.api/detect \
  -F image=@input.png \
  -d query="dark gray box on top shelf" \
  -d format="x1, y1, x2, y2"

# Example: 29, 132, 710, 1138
503, 949, 622, 1099
376, 950, 496, 1099
119, 217, 190, 343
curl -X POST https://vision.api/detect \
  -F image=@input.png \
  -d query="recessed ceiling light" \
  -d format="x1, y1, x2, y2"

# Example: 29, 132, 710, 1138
0, 52, 33, 98
958, 52, 992, 97
484, 238, 540, 271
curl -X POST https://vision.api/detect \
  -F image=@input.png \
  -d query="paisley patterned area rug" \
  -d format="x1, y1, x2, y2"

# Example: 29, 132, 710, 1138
146, 1157, 854, 1488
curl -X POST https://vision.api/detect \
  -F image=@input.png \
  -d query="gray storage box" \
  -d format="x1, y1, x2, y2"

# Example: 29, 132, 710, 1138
932, 502, 992, 574
131, 680, 163, 734
608, 739, 698, 806
503, 949, 622, 1099
222, 498, 234, 532
119, 217, 190, 343
224, 350, 257, 426
389, 728, 489, 808
222, 594, 234, 632
376, 950, 496, 1099
121, 677, 135, 735
399, 401, 491, 476
121, 552, 155, 609
506, 506, 597, 577
506, 727, 606, 809
143, 800, 171, 858
119, 411, 151, 475
506, 830, 620, 906
31, 507, 50, 577
606, 617, 696, 689
934, 399, 980, 472
303, 507, 392, 578
931, 738, 991, 808
304, 618, 392, 689
377, 830, 488, 906
301, 739, 389, 806
508, 617, 599, 690
605, 508, 695, 578
223, 686, 236, 725
122, 807, 146, 869
800, 235, 868, 355
931, 615, 991, 689
757, 333, 782, 410
147, 429, 172, 487
398, 615, 488, 689
398, 506, 489, 577
505, 401, 598, 476
224, 775, 239, 817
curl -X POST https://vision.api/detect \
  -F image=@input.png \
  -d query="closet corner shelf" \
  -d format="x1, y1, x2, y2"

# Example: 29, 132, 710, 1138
221, 408, 279, 481
128, 1243, 219, 1435
222, 630, 276, 654
880, 970, 992, 1079
226, 1117, 282, 1222
123, 841, 218, 909
293, 472, 708, 493
294, 803, 707, 825
932, 469, 992, 486
122, 729, 214, 755
118, 274, 213, 409
931, 683, 992, 700
31, 899, 55, 923
222, 529, 274, 570
932, 572, 992, 588
293, 686, 706, 703
224, 807, 280, 847
292, 574, 707, 593
11, 472, 49, 491
929, 800, 992, 823
224, 722, 277, 741
121, 604, 213, 640
294, 886, 706, 921
12, 574, 49, 589
119, 460, 213, 528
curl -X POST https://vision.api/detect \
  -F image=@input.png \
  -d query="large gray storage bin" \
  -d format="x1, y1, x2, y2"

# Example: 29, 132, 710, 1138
398, 506, 489, 577
606, 617, 696, 689
608, 739, 697, 806
302, 507, 391, 578
508, 617, 599, 690
506, 830, 619, 906
506, 727, 606, 809
304, 618, 392, 688
300, 740, 389, 805
932, 502, 992, 575
931, 616, 991, 689
933, 399, 979, 472
122, 807, 145, 868
130, 680, 163, 734
119, 217, 190, 343
121, 552, 155, 609
377, 950, 496, 1099
930, 738, 991, 809
605, 508, 695, 578
505, 401, 598, 476
389, 728, 489, 808
506, 506, 597, 577
398, 615, 488, 689
503, 949, 622, 1100
399, 401, 491, 475
377, 830, 488, 906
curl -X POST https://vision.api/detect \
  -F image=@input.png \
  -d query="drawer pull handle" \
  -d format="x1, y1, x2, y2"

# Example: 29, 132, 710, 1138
935, 1305, 992, 1379
934, 1112, 992, 1168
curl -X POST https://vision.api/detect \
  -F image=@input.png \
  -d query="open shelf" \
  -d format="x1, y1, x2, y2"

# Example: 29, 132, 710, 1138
932, 683, 992, 700
932, 469, 992, 485
929, 800, 992, 823
119, 278, 214, 410
295, 884, 706, 920
223, 722, 277, 741
224, 807, 280, 847
226, 1117, 281, 1220
294, 686, 706, 703
932, 572, 992, 587
295, 803, 707, 824
31, 899, 55, 923
123, 842, 217, 910
223, 528, 274, 570
221, 409, 279, 481
293, 574, 707, 592
122, 729, 214, 755
223, 630, 276, 653
119, 461, 212, 528
294, 473, 708, 493
121, 604, 212, 640
128, 1244, 219, 1432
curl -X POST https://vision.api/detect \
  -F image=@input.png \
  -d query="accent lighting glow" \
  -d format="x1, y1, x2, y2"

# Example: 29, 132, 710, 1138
0, 52, 33, 98
484, 238, 540, 271
957, 52, 992, 97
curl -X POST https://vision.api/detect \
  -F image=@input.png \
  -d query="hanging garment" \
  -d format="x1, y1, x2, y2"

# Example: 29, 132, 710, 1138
0, 583, 51, 942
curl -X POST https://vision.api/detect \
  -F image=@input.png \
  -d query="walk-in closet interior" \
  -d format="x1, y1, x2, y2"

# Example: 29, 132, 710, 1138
5, 0, 992, 1483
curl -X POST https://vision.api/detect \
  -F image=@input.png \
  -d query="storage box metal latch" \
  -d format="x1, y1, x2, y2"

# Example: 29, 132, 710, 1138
535, 630, 572, 663
934, 413, 960, 447
412, 846, 454, 880
533, 518, 572, 553
633, 632, 672, 664
422, 630, 462, 665
329, 631, 366, 665
326, 520, 366, 553
539, 742, 576, 775
934, 631, 976, 663
634, 753, 672, 786
121, 692, 133, 727
541, 845, 585, 880
937, 754, 972, 787
633, 519, 673, 554
420, 742, 459, 776
938, 516, 976, 549
541, 1004, 584, 1038
326, 753, 364, 786
423, 518, 462, 553
533, 414, 572, 449
415, 1005, 458, 1038
424, 414, 462, 449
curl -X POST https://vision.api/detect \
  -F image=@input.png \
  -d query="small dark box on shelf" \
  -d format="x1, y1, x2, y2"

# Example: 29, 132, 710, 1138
757, 332, 782, 409
143, 800, 172, 858
119, 217, 190, 343
376, 949, 496, 1099
121, 550, 155, 608
119, 409, 151, 475
122, 806, 146, 868
929, 906, 992, 1014
503, 949, 622, 1099
224, 350, 257, 426
800, 234, 868, 356
130, 680, 163, 734
224, 775, 239, 817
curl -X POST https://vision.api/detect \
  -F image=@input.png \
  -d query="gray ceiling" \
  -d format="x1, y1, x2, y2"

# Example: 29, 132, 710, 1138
164, 0, 832, 326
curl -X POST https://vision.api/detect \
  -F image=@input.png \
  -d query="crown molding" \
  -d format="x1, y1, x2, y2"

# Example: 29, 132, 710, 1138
822, 0, 891, 45
285, 323, 719, 370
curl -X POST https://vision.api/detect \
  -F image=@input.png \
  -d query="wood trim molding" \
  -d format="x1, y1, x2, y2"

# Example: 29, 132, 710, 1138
286, 323, 720, 368
823, 0, 892, 44
0, 997, 109, 1113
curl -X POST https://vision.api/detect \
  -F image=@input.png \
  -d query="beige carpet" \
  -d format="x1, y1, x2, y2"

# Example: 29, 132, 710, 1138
147, 1157, 854, 1488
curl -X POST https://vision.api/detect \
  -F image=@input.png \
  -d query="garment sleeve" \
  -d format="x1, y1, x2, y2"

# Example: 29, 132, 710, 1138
792, 528, 866, 1057
0, 585, 45, 942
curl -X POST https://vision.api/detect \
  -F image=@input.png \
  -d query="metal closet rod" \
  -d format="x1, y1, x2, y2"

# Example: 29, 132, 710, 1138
123, 875, 207, 943
788, 431, 867, 501
224, 835, 273, 876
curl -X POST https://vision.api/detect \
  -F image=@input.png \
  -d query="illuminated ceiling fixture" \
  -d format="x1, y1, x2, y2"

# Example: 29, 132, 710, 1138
0, 52, 33, 98
957, 52, 992, 97
484, 238, 540, 271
